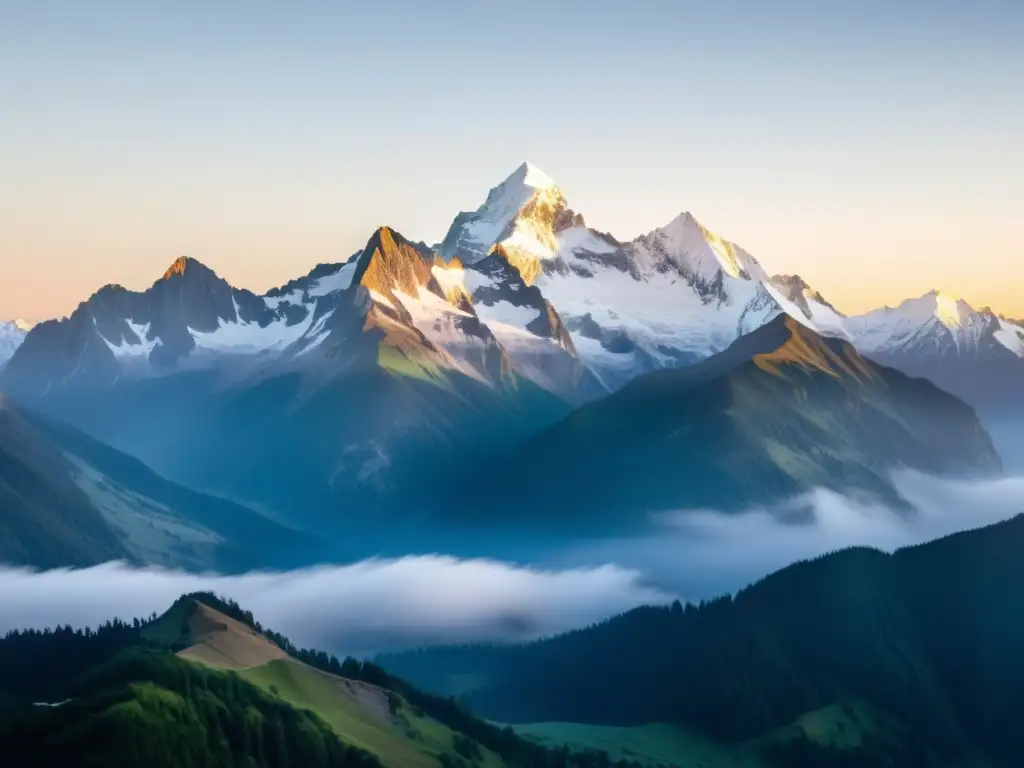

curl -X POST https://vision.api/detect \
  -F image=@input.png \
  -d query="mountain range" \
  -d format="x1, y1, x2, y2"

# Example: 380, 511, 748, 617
6, 162, 1021, 409
0, 161, 1017, 544
7, 163, 1022, 405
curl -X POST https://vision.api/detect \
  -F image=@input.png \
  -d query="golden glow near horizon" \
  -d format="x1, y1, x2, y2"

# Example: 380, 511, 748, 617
1, 195, 1021, 324
2, 3, 1021, 323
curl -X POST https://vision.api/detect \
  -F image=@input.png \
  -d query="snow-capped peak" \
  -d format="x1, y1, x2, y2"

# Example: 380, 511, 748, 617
438, 162, 575, 273
513, 161, 557, 190
480, 162, 564, 223
634, 210, 764, 282
876, 291, 983, 330
932, 290, 978, 328
12, 318, 33, 332
843, 290, 998, 357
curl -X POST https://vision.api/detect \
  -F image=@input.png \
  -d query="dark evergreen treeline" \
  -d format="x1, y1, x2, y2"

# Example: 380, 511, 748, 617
380, 513, 1024, 767
0, 617, 143, 705
0, 649, 382, 768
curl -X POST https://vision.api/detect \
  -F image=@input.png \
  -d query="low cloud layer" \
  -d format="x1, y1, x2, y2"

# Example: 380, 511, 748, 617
559, 470, 1024, 598
0, 557, 671, 656
1, 471, 1021, 657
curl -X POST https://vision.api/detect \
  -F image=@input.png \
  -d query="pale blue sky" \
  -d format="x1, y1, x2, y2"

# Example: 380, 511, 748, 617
2, 0, 1021, 320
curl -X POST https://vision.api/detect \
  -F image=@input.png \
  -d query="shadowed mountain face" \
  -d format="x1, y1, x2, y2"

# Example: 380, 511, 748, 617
0, 395, 129, 568
450, 316, 1001, 533
0, 396, 317, 571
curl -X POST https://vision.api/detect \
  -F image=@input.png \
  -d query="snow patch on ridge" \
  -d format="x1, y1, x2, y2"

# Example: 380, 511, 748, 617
310, 261, 359, 297
994, 318, 1024, 357
430, 263, 468, 301
472, 301, 542, 332
538, 259, 779, 359
391, 286, 492, 382
556, 227, 618, 257
100, 320, 160, 361
190, 299, 317, 355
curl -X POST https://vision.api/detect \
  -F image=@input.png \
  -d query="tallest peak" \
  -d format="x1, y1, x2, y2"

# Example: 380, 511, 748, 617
507, 161, 556, 190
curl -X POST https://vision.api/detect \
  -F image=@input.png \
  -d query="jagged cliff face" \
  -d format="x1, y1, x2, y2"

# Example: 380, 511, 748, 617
328, 226, 516, 387
438, 164, 801, 389
438, 162, 583, 277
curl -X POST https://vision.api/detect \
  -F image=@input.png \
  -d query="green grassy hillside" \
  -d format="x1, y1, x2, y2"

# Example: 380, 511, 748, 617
0, 592, 646, 768
143, 596, 509, 767
0, 650, 383, 768
241, 659, 506, 768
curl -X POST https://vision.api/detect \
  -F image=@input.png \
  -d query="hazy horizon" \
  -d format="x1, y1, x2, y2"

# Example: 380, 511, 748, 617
2, 1, 1021, 322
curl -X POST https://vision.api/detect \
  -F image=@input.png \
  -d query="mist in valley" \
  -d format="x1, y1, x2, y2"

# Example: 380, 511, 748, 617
556, 469, 1024, 598
1, 470, 1021, 658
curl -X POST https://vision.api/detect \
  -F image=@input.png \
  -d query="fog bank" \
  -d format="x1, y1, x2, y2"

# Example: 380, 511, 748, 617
0, 557, 671, 656
2, 471, 1020, 656
558, 470, 1024, 597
